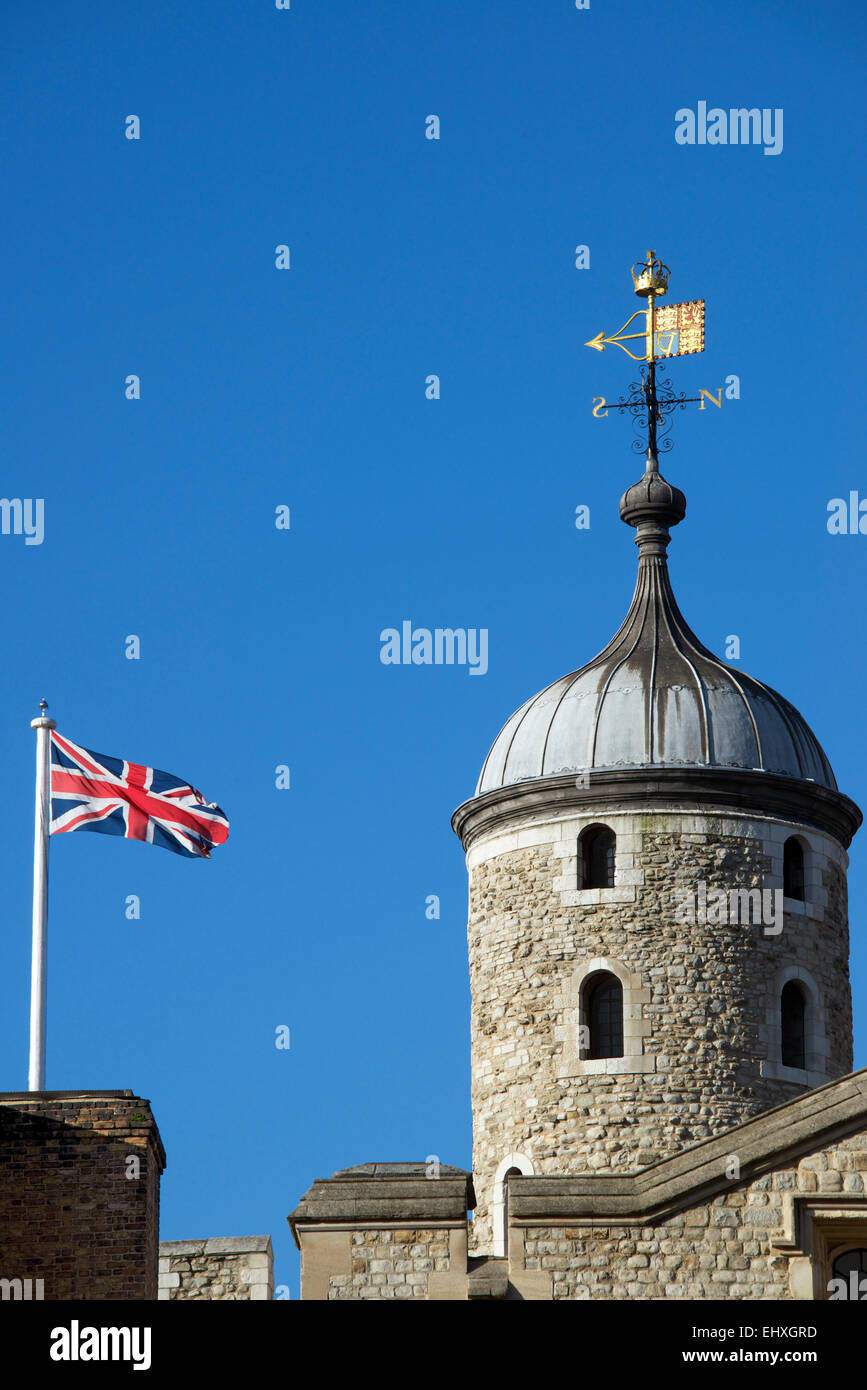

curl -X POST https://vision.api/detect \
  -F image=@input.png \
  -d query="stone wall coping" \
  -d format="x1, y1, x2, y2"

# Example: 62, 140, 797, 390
452, 767, 862, 851
0, 1090, 136, 1102
205, 1236, 272, 1255
334, 1162, 470, 1179
508, 1067, 867, 1224
288, 1171, 476, 1248
159, 1236, 273, 1257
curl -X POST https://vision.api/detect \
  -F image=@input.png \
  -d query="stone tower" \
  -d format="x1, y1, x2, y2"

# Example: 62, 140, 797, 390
451, 452, 861, 1254
290, 444, 867, 1302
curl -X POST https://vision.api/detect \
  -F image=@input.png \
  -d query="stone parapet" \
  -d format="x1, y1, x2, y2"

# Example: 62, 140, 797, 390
158, 1236, 273, 1300
507, 1067, 867, 1225
453, 768, 862, 852
285, 1077, 867, 1300
289, 1163, 475, 1300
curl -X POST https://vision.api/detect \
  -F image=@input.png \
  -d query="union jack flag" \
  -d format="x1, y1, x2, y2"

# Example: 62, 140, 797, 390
49, 732, 230, 859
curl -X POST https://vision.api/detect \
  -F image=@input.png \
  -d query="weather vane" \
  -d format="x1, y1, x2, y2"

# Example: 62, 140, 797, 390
586, 251, 708, 456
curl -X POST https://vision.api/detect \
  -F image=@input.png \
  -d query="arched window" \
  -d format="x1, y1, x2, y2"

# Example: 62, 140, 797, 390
492, 1153, 534, 1258
784, 837, 805, 901
579, 825, 616, 889
781, 981, 807, 1069
585, 972, 623, 1059
502, 1167, 522, 1257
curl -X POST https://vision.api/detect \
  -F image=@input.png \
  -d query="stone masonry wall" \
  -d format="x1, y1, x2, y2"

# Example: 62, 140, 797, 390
466, 808, 851, 1249
159, 1236, 273, 1300
0, 1090, 165, 1301
514, 1131, 867, 1300
329, 1229, 449, 1299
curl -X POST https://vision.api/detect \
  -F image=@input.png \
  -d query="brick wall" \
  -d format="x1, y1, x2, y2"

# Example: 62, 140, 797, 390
0, 1090, 165, 1301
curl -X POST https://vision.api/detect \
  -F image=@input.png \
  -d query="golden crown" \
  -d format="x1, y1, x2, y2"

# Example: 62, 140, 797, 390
631, 250, 670, 298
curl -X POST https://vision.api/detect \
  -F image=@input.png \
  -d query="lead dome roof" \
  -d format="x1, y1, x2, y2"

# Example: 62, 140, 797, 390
477, 455, 837, 796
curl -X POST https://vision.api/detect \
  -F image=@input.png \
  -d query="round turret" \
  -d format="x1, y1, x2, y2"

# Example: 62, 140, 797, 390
453, 453, 861, 1253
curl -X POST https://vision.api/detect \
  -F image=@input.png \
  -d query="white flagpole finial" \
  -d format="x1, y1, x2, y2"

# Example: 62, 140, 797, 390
31, 699, 55, 731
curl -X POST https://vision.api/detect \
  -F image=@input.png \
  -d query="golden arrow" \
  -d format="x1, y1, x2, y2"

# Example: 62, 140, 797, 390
585, 309, 650, 361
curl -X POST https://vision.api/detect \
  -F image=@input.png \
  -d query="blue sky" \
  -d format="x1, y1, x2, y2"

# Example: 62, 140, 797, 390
1, 0, 865, 1297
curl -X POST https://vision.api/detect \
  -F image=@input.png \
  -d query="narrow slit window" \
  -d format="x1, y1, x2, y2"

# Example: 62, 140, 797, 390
586, 973, 624, 1059
580, 826, 616, 889
784, 837, 805, 901
781, 981, 807, 1069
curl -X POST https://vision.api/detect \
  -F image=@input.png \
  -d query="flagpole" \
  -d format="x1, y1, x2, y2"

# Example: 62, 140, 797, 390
29, 700, 56, 1092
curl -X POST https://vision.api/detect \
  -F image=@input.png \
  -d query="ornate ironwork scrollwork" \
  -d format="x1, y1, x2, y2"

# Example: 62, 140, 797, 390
607, 360, 692, 456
